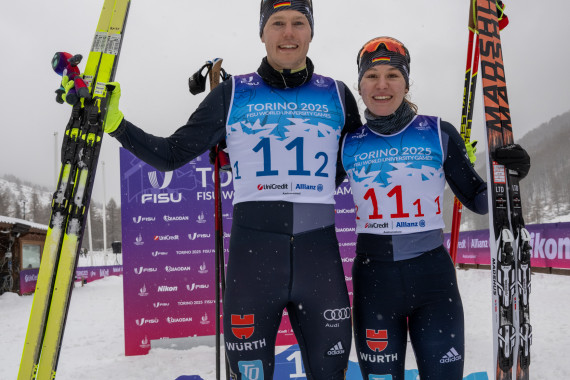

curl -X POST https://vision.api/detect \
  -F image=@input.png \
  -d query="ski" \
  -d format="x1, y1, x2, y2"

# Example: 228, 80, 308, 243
450, 0, 480, 264
18, 1, 130, 379
476, 1, 531, 379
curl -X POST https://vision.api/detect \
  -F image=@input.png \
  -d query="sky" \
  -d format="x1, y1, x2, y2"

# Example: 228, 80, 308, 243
1, 0, 569, 205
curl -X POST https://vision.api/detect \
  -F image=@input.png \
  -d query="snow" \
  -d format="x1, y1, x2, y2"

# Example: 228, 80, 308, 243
1, 269, 569, 379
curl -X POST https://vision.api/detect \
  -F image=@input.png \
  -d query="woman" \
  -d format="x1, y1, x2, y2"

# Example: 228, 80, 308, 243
342, 37, 530, 379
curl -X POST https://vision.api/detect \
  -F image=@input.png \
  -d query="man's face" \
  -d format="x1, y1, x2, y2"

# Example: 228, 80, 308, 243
261, 10, 312, 71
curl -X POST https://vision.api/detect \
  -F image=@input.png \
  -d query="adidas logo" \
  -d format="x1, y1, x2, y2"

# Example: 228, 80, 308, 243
440, 347, 462, 363
326, 341, 345, 356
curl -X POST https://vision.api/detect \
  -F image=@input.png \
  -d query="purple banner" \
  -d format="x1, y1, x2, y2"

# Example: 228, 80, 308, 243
119, 149, 358, 356
19, 265, 123, 295
444, 222, 570, 268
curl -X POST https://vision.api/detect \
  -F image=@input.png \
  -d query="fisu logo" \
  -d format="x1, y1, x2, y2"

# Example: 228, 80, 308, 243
148, 171, 173, 189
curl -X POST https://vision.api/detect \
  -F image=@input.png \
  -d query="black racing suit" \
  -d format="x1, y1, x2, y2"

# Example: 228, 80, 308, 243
111, 58, 362, 380
342, 120, 488, 380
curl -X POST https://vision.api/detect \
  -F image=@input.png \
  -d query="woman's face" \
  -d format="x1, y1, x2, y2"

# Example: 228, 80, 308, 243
359, 65, 408, 117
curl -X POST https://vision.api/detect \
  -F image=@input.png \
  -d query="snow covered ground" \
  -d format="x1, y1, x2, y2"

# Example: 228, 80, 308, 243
1, 269, 569, 379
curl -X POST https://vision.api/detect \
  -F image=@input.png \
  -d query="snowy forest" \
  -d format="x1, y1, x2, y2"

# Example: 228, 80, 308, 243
1, 110, 569, 241
0, 175, 121, 251
442, 109, 570, 230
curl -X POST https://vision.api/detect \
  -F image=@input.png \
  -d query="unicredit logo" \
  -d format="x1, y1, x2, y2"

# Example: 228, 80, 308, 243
364, 222, 390, 229
257, 183, 288, 191
154, 234, 179, 241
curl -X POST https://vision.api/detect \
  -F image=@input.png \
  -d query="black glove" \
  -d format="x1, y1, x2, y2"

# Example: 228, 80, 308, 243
209, 140, 231, 172
493, 144, 530, 179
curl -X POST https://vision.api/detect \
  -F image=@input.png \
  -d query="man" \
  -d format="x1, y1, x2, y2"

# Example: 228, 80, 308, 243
100, 1, 361, 379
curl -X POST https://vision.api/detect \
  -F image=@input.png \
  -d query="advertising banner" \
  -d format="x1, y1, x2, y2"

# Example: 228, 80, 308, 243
119, 148, 359, 355
19, 265, 123, 295
444, 222, 570, 268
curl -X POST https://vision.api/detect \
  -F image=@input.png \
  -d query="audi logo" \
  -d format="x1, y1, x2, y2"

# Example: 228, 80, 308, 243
323, 307, 351, 321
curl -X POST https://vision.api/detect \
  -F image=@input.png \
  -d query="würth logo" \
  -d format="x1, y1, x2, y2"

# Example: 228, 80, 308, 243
366, 329, 388, 352
231, 314, 255, 339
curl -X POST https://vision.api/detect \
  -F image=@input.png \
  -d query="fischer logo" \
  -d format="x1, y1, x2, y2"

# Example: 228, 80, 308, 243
133, 216, 156, 223
157, 285, 178, 292
135, 318, 159, 326
187, 283, 210, 291
134, 267, 158, 275
163, 215, 190, 222
188, 233, 211, 240
154, 234, 179, 241
153, 302, 170, 308
364, 222, 390, 229
165, 266, 191, 273
152, 250, 168, 257
257, 183, 288, 191
166, 317, 193, 324
295, 183, 324, 192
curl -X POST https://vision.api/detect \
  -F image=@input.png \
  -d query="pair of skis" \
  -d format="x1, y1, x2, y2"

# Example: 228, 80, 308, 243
449, 1, 532, 379
18, 1, 130, 379
477, 1, 532, 379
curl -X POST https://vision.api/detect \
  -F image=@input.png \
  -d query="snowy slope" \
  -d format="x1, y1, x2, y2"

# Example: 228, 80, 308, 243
1, 270, 569, 379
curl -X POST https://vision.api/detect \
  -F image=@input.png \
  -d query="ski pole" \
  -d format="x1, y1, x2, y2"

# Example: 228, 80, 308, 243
450, 0, 480, 264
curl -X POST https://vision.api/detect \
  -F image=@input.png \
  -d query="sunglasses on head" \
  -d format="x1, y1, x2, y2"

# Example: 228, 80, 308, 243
357, 37, 410, 68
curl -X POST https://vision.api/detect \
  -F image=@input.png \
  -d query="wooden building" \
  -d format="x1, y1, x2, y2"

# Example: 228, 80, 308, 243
0, 216, 48, 295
